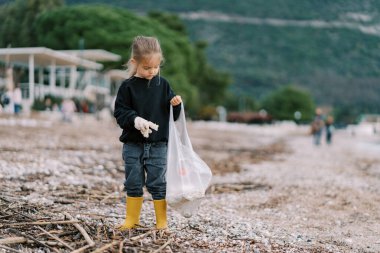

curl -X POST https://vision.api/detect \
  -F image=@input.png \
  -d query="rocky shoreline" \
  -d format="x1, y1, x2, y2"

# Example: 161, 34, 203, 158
1, 114, 379, 252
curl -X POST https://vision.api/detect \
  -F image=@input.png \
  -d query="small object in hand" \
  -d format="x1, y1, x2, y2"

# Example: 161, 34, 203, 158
149, 122, 159, 131
141, 122, 159, 138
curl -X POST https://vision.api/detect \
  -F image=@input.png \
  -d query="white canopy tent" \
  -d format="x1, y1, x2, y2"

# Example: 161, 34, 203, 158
59, 49, 122, 62
0, 47, 103, 101
0, 47, 103, 69
0, 47, 108, 111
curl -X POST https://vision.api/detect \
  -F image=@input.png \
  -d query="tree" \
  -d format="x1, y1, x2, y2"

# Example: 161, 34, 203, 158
148, 11, 187, 35
0, 0, 63, 47
261, 85, 315, 121
34, 5, 230, 114
1, 2, 231, 115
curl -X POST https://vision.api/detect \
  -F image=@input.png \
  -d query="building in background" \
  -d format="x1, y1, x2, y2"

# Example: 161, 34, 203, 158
0, 47, 127, 114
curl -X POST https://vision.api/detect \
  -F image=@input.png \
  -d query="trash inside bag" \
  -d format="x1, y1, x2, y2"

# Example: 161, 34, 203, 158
166, 104, 212, 217
169, 198, 203, 218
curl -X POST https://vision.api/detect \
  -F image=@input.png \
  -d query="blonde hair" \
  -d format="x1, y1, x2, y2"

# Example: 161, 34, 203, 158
125, 36, 164, 78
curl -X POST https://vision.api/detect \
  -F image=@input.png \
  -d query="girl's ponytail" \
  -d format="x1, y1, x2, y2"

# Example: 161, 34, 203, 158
125, 59, 137, 79
124, 36, 163, 79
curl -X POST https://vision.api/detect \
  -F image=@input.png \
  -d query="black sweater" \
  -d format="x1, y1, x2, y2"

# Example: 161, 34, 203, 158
114, 75, 181, 143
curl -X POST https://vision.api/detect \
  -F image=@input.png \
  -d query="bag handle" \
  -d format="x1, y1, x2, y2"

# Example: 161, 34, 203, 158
169, 104, 193, 150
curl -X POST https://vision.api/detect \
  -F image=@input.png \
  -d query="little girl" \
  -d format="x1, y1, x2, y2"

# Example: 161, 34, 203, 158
114, 36, 182, 230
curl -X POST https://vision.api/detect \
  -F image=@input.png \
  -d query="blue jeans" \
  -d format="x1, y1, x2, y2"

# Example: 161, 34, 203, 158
313, 130, 322, 146
14, 104, 22, 115
122, 142, 167, 200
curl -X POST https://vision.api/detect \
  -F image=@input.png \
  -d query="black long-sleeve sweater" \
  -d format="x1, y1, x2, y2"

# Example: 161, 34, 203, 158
114, 75, 181, 143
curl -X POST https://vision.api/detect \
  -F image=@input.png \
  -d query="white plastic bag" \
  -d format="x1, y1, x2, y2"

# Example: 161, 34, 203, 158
166, 104, 212, 217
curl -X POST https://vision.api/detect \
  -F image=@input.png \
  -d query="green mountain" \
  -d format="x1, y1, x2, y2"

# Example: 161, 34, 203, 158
0, 1, 231, 115
3, 0, 380, 120
64, 0, 380, 119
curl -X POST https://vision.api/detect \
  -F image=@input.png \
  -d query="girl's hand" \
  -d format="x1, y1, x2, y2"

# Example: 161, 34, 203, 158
170, 95, 182, 106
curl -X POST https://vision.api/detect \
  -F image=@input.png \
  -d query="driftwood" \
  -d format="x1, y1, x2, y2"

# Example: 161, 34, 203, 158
70, 244, 93, 253
0, 244, 23, 253
90, 240, 120, 253
8, 228, 60, 253
6, 220, 80, 227
37, 226, 74, 250
70, 211, 124, 219
209, 182, 272, 194
0, 236, 27, 244
63, 212, 95, 247
130, 230, 153, 241
0, 192, 178, 252
152, 236, 174, 253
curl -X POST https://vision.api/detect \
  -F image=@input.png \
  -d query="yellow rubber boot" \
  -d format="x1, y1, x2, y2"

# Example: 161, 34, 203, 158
153, 199, 167, 229
118, 196, 143, 231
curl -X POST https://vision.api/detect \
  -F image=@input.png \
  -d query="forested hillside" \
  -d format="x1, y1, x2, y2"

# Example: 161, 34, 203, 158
0, 1, 230, 116
2, 0, 380, 121
65, 0, 380, 122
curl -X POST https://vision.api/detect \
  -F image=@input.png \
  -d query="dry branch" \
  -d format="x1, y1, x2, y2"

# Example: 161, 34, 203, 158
152, 236, 174, 253
6, 220, 80, 227
0, 236, 27, 244
70, 244, 93, 253
70, 212, 123, 219
37, 226, 74, 250
130, 230, 153, 241
8, 228, 60, 253
63, 212, 95, 247
0, 244, 23, 253
100, 192, 118, 203
90, 240, 121, 253
118, 240, 124, 253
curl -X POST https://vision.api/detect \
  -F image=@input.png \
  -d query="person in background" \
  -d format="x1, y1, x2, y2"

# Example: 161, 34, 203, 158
113, 36, 182, 230
0, 91, 10, 111
61, 98, 76, 122
13, 85, 22, 115
325, 115, 334, 145
311, 108, 324, 146
3, 89, 13, 114
44, 98, 53, 111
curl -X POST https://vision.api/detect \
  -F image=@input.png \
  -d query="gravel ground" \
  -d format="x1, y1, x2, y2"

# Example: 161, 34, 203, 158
0, 113, 379, 252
